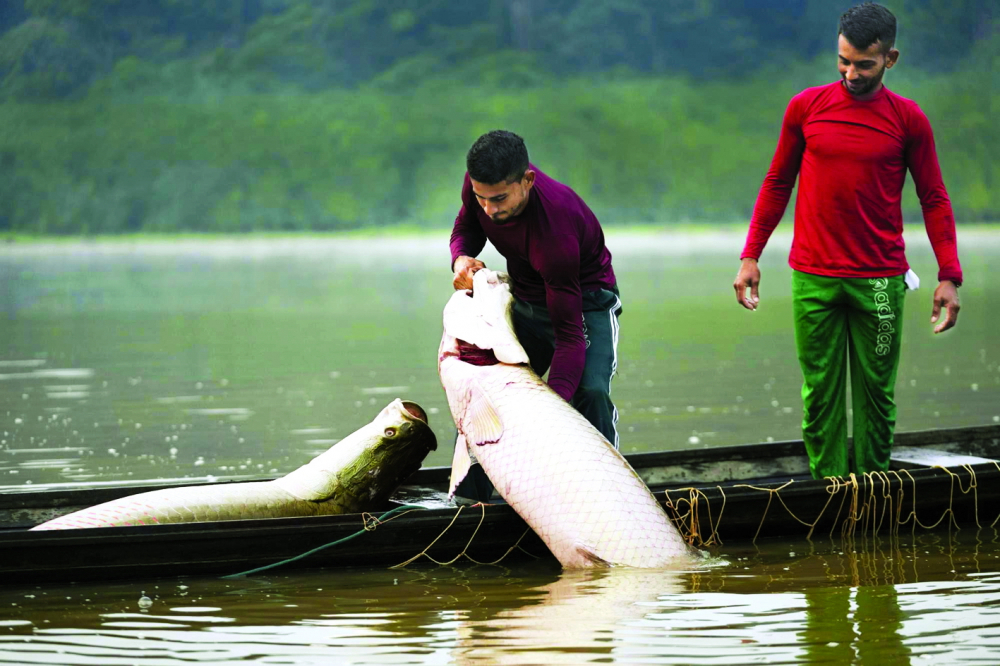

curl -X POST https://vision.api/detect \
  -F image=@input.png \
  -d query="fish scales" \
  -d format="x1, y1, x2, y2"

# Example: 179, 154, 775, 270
34, 482, 334, 529
440, 270, 693, 568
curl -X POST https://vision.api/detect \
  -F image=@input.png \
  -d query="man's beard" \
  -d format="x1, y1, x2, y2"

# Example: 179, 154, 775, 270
491, 196, 527, 224
843, 65, 886, 96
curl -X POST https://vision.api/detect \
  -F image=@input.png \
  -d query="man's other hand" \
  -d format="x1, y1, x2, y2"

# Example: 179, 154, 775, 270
734, 258, 761, 310
453, 256, 486, 290
931, 280, 961, 334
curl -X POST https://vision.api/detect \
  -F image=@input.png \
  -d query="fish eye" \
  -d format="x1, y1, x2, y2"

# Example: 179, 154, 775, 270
384, 427, 397, 437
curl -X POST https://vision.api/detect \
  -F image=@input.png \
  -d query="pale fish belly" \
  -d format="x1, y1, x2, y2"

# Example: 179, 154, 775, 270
30, 481, 334, 530
444, 359, 693, 568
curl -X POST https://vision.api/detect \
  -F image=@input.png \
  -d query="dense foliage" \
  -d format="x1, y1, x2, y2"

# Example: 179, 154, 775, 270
0, 0, 996, 233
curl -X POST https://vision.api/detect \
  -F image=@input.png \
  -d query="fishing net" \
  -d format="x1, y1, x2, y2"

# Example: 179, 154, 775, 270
663, 462, 1000, 548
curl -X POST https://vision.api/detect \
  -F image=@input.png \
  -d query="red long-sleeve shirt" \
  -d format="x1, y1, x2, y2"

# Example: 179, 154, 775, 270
449, 166, 616, 401
742, 81, 962, 285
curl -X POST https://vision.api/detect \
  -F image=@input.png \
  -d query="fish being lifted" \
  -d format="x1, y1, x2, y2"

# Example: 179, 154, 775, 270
32, 399, 436, 530
439, 269, 694, 568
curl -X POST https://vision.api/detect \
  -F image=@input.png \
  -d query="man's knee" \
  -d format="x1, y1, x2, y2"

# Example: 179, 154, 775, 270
570, 382, 615, 443
573, 382, 611, 409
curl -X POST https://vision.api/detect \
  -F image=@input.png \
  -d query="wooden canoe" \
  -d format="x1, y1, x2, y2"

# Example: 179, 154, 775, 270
1, 424, 997, 584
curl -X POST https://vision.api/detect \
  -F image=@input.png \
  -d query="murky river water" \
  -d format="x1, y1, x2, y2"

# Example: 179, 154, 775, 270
1, 228, 999, 663
2, 531, 1000, 664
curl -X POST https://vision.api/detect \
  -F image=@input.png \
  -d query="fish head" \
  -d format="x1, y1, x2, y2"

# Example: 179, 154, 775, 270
276, 399, 436, 506
365, 398, 438, 466
439, 269, 529, 366
344, 398, 438, 504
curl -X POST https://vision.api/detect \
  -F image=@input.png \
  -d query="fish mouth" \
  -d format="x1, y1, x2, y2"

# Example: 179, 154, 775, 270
440, 270, 529, 366
438, 330, 501, 367
394, 400, 437, 452
400, 400, 428, 424
456, 340, 501, 366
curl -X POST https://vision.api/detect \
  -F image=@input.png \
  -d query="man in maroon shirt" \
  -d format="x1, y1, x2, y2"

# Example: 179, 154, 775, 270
450, 130, 622, 499
732, 3, 963, 479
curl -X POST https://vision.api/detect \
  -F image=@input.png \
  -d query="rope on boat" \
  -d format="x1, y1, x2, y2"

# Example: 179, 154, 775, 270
221, 502, 538, 579
389, 502, 537, 568
662, 462, 992, 548
220, 504, 428, 579
896, 464, 981, 532
219, 461, 997, 576
662, 486, 728, 546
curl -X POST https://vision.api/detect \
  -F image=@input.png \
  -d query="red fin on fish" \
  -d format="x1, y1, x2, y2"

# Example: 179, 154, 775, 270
463, 380, 504, 446
448, 432, 472, 499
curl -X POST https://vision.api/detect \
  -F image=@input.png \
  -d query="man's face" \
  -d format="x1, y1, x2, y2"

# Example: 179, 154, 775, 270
837, 34, 898, 98
470, 171, 535, 224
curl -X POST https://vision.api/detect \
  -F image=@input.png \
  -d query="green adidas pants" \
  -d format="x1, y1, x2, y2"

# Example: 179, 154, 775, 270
792, 271, 906, 479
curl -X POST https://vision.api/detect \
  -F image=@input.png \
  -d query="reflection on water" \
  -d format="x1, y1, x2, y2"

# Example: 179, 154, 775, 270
1, 530, 1000, 664
451, 567, 688, 665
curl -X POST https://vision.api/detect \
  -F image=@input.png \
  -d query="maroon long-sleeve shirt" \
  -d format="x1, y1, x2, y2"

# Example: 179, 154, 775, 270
449, 166, 616, 401
742, 81, 962, 285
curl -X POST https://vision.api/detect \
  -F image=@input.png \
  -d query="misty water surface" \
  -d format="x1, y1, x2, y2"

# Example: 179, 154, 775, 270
1, 228, 998, 490
2, 530, 1000, 664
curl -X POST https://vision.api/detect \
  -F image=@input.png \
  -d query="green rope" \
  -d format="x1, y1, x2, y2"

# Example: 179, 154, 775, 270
220, 504, 427, 579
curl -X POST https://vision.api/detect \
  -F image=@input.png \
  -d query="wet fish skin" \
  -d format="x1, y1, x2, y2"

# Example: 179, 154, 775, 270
439, 270, 693, 568
31, 399, 436, 530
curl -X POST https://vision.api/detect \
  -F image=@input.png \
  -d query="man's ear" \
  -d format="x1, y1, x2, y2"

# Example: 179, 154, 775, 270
886, 48, 900, 68
522, 169, 536, 190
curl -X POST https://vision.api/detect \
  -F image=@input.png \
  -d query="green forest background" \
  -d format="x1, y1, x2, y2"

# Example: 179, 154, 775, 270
0, 0, 996, 234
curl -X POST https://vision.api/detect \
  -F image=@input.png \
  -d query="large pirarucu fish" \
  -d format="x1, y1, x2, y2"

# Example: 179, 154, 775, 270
438, 269, 693, 568
31, 399, 436, 530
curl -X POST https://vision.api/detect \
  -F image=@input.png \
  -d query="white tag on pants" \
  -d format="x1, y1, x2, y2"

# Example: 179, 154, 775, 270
904, 269, 920, 291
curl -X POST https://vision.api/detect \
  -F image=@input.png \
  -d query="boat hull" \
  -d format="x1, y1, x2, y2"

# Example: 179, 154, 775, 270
1, 424, 997, 584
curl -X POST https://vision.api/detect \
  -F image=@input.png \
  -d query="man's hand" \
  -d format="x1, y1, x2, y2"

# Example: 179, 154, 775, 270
931, 280, 961, 334
453, 255, 486, 290
733, 258, 761, 310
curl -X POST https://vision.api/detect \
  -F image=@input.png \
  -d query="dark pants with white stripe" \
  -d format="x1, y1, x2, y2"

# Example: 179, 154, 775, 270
454, 285, 624, 502
512, 286, 623, 447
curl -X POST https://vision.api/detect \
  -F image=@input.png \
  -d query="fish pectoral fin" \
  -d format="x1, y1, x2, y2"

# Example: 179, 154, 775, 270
461, 380, 504, 447
448, 433, 473, 499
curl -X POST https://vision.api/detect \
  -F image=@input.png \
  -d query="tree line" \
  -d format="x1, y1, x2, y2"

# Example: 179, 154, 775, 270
0, 0, 996, 233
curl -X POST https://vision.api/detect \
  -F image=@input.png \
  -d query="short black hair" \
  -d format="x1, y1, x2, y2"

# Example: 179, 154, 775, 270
839, 2, 896, 53
466, 130, 529, 185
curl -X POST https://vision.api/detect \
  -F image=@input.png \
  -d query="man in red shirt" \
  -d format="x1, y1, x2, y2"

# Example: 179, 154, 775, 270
450, 130, 622, 500
733, 3, 963, 479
